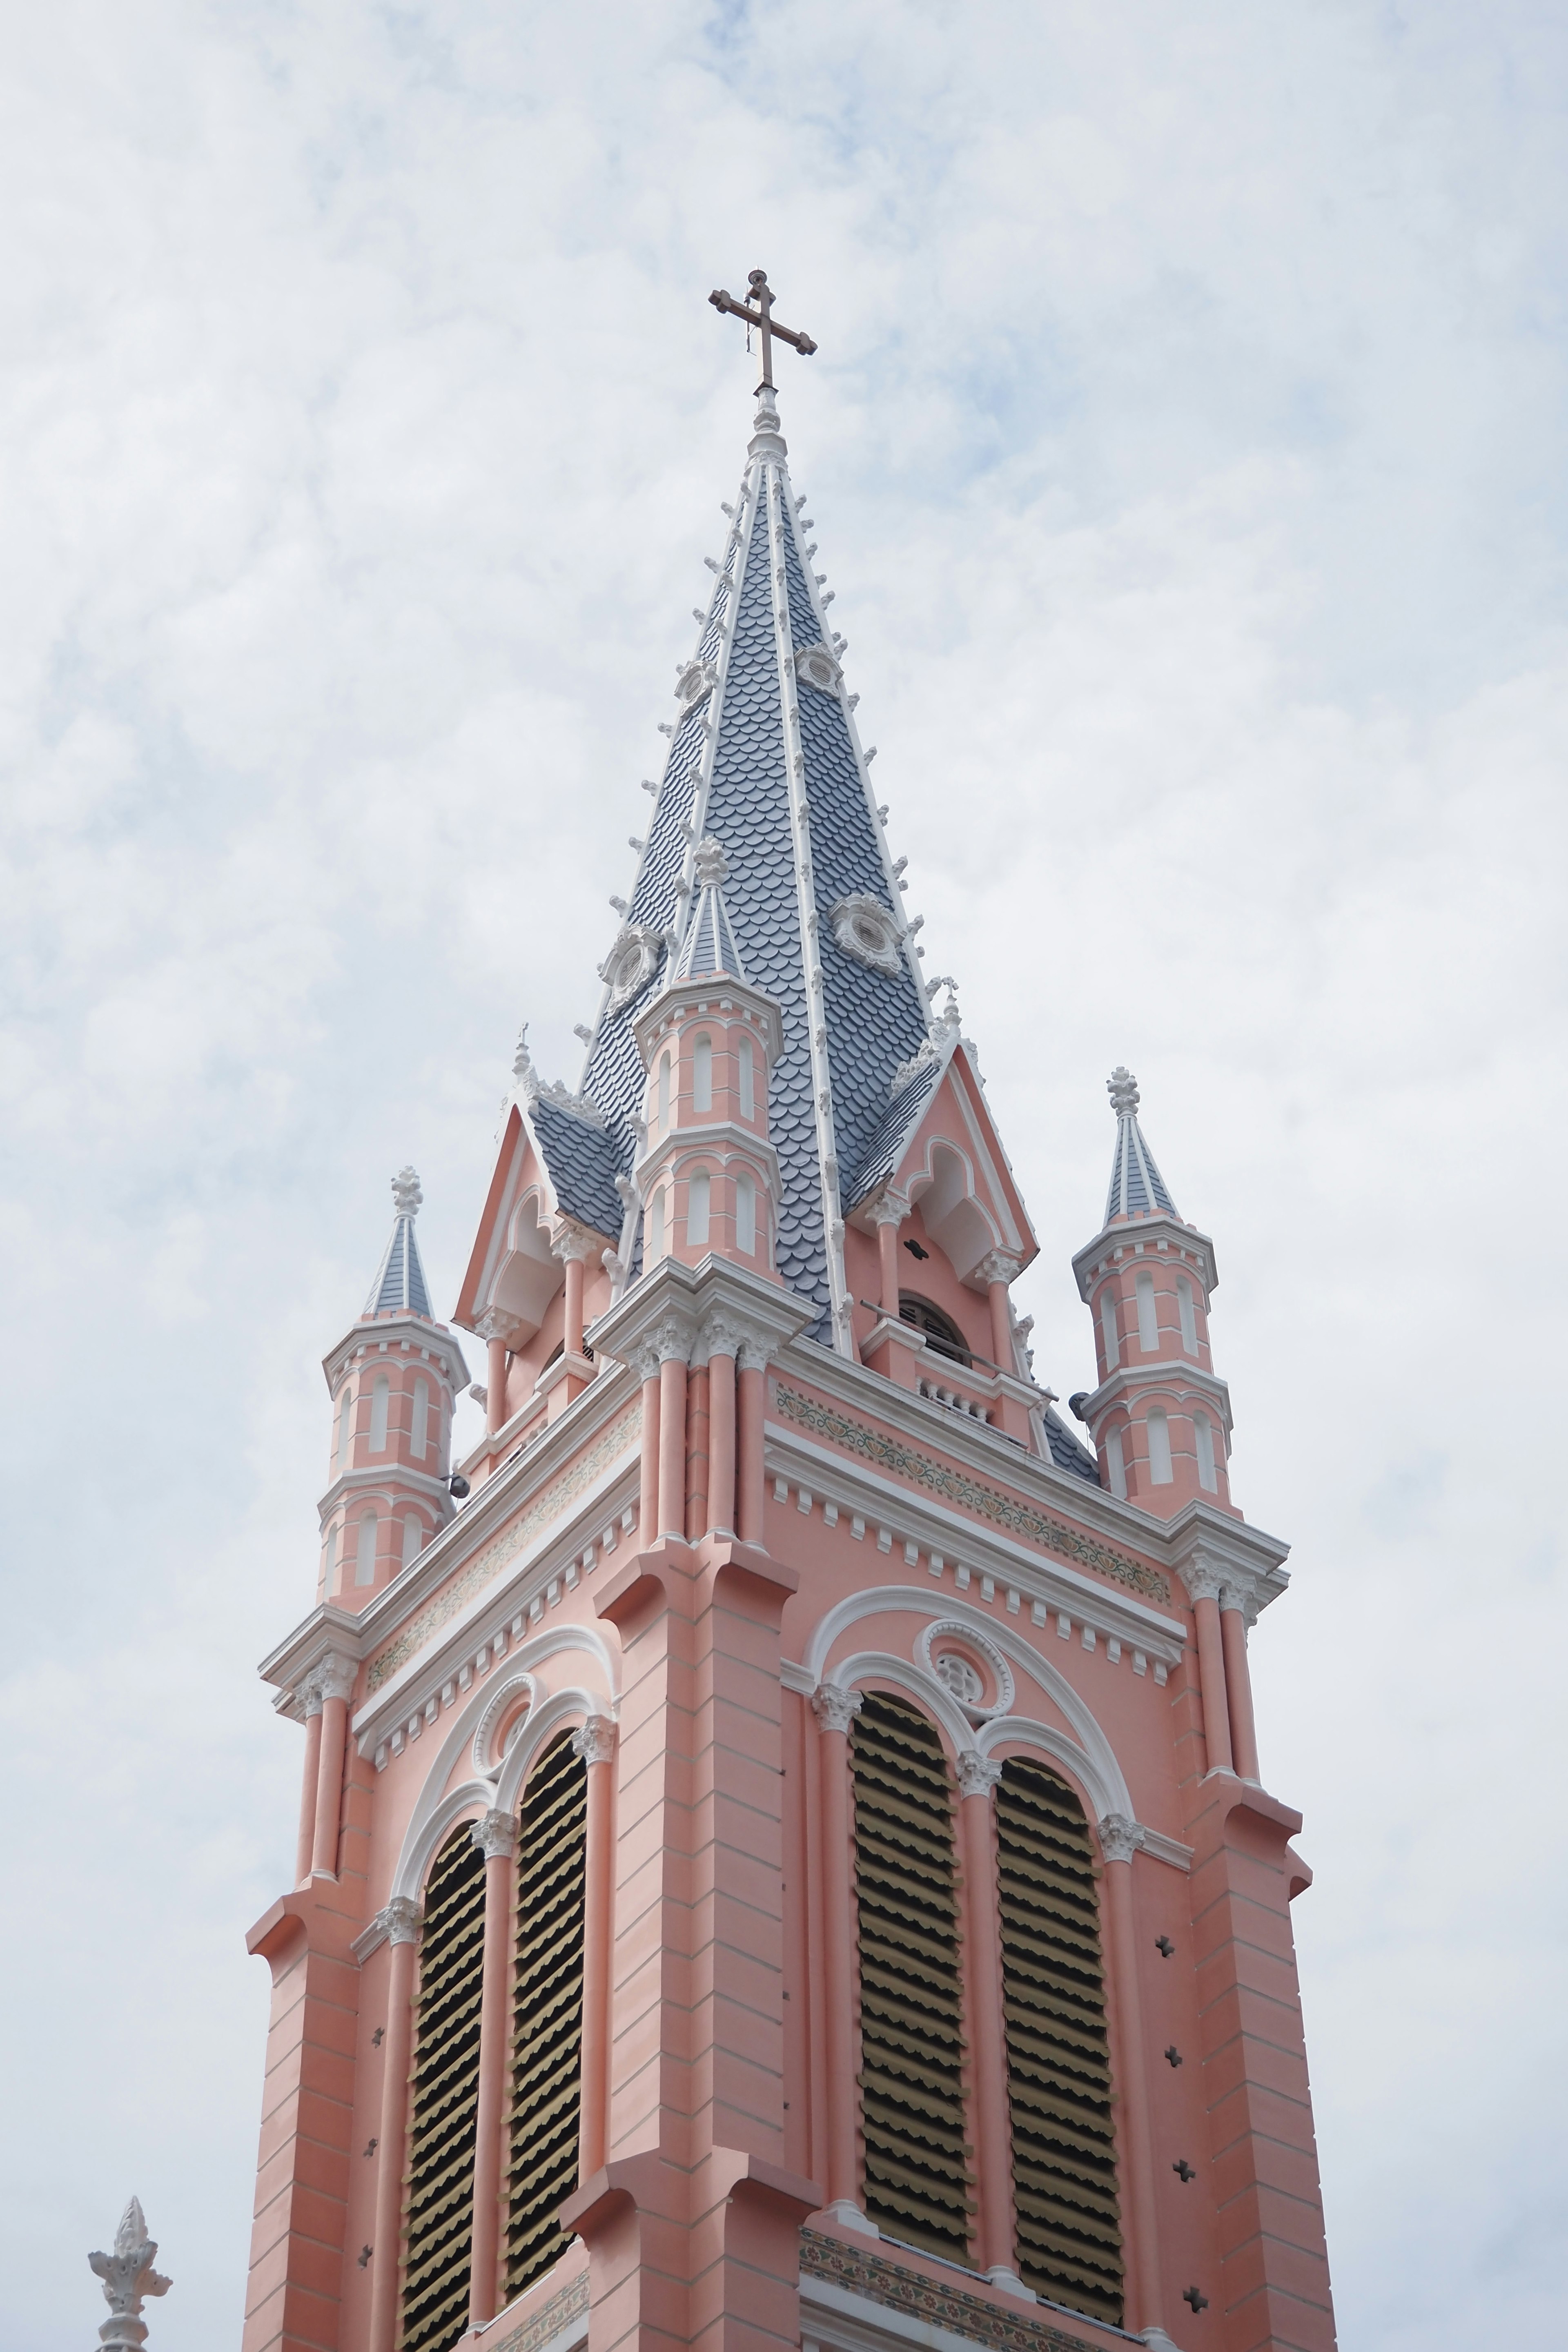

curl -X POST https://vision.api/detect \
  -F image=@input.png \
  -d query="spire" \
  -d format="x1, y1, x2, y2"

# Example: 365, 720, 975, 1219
365, 1165, 434, 1317
671, 838, 747, 982
1102, 1067, 1177, 1226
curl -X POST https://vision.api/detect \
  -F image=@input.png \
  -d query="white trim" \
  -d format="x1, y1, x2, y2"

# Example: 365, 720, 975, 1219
493, 1687, 604, 1815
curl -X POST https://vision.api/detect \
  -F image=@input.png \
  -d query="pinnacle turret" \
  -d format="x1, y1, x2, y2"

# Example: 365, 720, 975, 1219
365, 1165, 434, 1318
1102, 1067, 1177, 1226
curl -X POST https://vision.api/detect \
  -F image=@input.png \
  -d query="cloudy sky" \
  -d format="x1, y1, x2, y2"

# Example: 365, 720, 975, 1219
2, 4, 1565, 2346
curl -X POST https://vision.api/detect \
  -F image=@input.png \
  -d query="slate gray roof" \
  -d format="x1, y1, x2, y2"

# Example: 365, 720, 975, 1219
673, 877, 746, 981
1105, 1102, 1177, 1224
1042, 1405, 1102, 1486
529, 1095, 624, 1243
846, 1048, 946, 1208
365, 1212, 433, 1318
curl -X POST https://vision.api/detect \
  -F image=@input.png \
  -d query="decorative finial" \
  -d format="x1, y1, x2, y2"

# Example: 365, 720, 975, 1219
391, 1166, 422, 1218
1107, 1066, 1140, 1117
89, 2198, 171, 2352
512, 1023, 540, 1098
693, 836, 729, 888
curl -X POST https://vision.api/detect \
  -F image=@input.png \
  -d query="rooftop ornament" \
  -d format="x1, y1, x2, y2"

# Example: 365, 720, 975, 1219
89, 2198, 171, 2352
708, 269, 818, 392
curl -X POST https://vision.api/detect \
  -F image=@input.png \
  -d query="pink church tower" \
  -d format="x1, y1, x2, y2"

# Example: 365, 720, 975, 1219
239, 284, 1336, 2352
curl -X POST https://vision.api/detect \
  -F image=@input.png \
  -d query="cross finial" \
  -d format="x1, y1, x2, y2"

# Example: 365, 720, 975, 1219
709, 270, 818, 392
1107, 1066, 1140, 1117
391, 1166, 422, 1218
693, 836, 729, 888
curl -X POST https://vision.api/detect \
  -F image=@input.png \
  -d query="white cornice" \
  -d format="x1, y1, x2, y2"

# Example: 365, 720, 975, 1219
259, 1607, 370, 1720
316, 1461, 456, 1523
1071, 1212, 1219, 1302
323, 1312, 469, 1396
1079, 1358, 1235, 1438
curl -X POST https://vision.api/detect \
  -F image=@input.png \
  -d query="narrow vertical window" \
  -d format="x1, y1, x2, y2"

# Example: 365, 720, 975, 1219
1135, 1272, 1158, 1352
1099, 1290, 1119, 1374
370, 1374, 390, 1452
1146, 1407, 1173, 1483
687, 1170, 710, 1246
323, 1521, 339, 1592
402, 1512, 423, 1566
507, 1732, 587, 2298
412, 1376, 430, 1459
996, 1760, 1123, 2326
1194, 1411, 1218, 1492
1105, 1427, 1127, 1500
1176, 1276, 1198, 1355
738, 1032, 755, 1119
648, 1188, 665, 1262
851, 1691, 971, 2262
355, 1511, 378, 1586
334, 1383, 352, 1469
693, 1034, 713, 1112
657, 1053, 671, 1132
401, 1827, 487, 2352
734, 1169, 755, 1255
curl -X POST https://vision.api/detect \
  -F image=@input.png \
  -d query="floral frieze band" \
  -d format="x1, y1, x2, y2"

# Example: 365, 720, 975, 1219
485, 2267, 588, 2352
800, 2227, 1099, 2352
367, 1401, 641, 1693
775, 1386, 1170, 1605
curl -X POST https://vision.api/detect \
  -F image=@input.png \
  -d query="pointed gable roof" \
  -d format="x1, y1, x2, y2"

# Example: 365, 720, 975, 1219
1102, 1066, 1177, 1224
671, 839, 747, 981
365, 1167, 434, 1317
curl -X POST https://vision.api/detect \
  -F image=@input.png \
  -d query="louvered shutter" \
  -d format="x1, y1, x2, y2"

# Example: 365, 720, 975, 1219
851, 1691, 973, 2263
505, 1731, 588, 2298
995, 1760, 1124, 2326
401, 1828, 487, 2352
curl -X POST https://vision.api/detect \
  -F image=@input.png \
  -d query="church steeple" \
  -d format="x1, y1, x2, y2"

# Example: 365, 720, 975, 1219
364, 1166, 434, 1317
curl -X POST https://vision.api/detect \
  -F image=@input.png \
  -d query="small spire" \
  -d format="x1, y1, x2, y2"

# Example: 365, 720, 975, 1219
1103, 1066, 1178, 1224
672, 839, 748, 982
365, 1167, 434, 1317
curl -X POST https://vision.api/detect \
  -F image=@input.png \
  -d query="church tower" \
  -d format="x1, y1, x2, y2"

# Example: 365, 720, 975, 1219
241, 283, 1336, 2352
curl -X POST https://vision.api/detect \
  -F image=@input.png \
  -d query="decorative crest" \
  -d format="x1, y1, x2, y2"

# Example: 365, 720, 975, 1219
89, 2198, 170, 2351
1107, 1066, 1140, 1117
693, 836, 729, 889
709, 270, 818, 392
391, 1165, 422, 1218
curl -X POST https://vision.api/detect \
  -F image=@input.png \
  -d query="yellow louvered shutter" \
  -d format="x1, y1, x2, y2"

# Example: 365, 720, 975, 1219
995, 1760, 1124, 2327
505, 1731, 588, 2298
851, 1692, 973, 2263
401, 1827, 487, 2352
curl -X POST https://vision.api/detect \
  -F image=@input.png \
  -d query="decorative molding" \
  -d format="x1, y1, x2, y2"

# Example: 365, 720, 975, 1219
572, 1715, 617, 1766
486, 2268, 590, 2352
472, 1807, 517, 1861
829, 893, 904, 976
812, 1682, 864, 1737
1098, 1812, 1147, 1865
471, 1673, 534, 1774
89, 2198, 171, 2350
597, 923, 666, 1011
889, 1041, 942, 1097
775, 1385, 1172, 1605
800, 2229, 1101, 2352
955, 1750, 1004, 1798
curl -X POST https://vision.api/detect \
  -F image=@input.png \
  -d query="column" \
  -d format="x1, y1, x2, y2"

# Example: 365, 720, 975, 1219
978, 1252, 1020, 1372
637, 1352, 660, 1546
812, 1683, 863, 2218
956, 1754, 1021, 2287
707, 1339, 737, 1538
1098, 1815, 1166, 2342
309, 1654, 356, 1881
468, 1810, 517, 2328
868, 1194, 903, 1315
572, 1717, 617, 2178
686, 1362, 710, 1539
1219, 1585, 1261, 1783
657, 1340, 688, 1544
560, 1246, 587, 1360
295, 1682, 324, 1887
1181, 1561, 1234, 1777
479, 1313, 512, 1437
368, 1899, 422, 2352
736, 1343, 767, 1545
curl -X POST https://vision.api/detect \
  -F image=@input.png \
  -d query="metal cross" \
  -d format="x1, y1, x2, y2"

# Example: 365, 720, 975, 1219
709, 270, 818, 391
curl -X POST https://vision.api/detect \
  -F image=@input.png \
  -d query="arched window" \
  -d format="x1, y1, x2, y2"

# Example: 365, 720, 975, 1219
355, 1510, 378, 1587
1176, 1276, 1198, 1356
412, 1376, 431, 1459
402, 1826, 487, 2352
995, 1760, 1123, 2326
1146, 1407, 1173, 1484
851, 1691, 971, 2261
370, 1374, 390, 1453
899, 1293, 971, 1367
1105, 1426, 1128, 1501
323, 1521, 339, 1592
734, 1169, 756, 1255
402, 1512, 423, 1567
687, 1169, 710, 1247
334, 1383, 353, 1469
647, 1188, 666, 1263
657, 1053, 671, 1132
1194, 1410, 1218, 1492
1099, 1290, 1119, 1374
1135, 1272, 1158, 1352
693, 1034, 713, 1112
506, 1731, 588, 2298
737, 1032, 755, 1120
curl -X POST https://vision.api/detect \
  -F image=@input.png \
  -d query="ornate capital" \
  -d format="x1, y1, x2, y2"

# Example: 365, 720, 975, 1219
1218, 1579, 1255, 1625
381, 1896, 422, 1947
1098, 1812, 1147, 1865
572, 1715, 617, 1767
475, 1307, 525, 1348
311, 1651, 356, 1708
550, 1219, 596, 1266
1178, 1557, 1225, 1608
472, 1808, 517, 1862
975, 1251, 1021, 1289
736, 1336, 776, 1373
650, 1316, 694, 1367
89, 2199, 171, 2334
955, 1750, 1003, 1799
697, 1312, 745, 1365
862, 1187, 908, 1229
812, 1682, 863, 1737
300, 1678, 325, 1720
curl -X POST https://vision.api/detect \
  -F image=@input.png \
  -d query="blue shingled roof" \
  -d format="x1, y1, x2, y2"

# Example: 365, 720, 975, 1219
528, 1095, 625, 1243
365, 1214, 432, 1318
1042, 1405, 1102, 1486
846, 1051, 945, 1208
673, 880, 746, 981
1105, 1104, 1177, 1223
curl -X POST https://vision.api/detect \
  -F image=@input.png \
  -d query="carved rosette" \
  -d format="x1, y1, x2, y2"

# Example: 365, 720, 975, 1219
1098, 1813, 1147, 1866
811, 1682, 863, 1738
955, 1750, 1004, 1799
572, 1715, 617, 1767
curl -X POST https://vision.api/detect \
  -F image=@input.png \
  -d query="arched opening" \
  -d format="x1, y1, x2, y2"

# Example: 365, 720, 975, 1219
693, 1034, 713, 1112
370, 1374, 390, 1453
851, 1691, 971, 2262
995, 1759, 1123, 2327
899, 1293, 971, 1367
506, 1731, 588, 2299
401, 1825, 487, 2352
